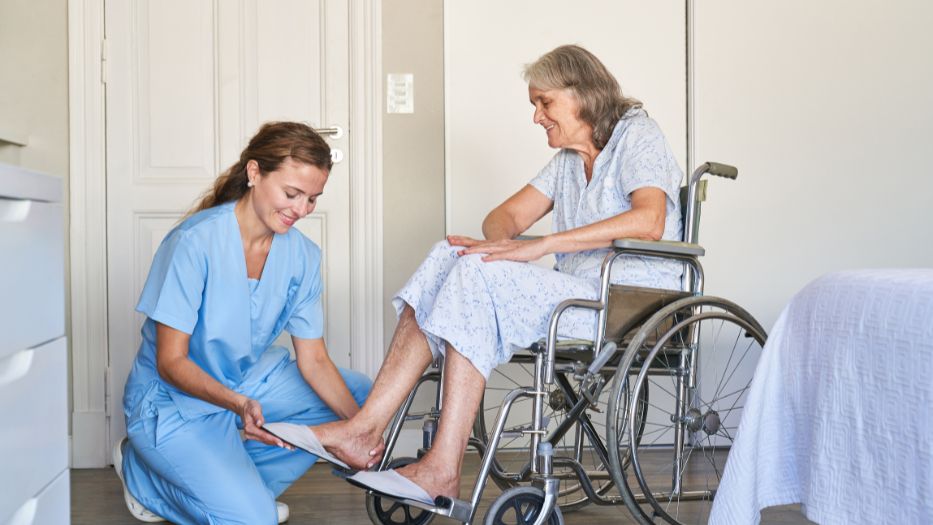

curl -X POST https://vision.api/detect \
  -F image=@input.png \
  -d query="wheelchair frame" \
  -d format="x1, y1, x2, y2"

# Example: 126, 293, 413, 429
361, 162, 766, 525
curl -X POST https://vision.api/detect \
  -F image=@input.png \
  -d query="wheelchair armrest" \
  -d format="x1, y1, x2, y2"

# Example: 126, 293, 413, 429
612, 238, 705, 257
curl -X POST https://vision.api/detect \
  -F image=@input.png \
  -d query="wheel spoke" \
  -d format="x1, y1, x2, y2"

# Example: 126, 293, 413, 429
624, 305, 765, 525
701, 433, 724, 481
647, 375, 678, 401
712, 337, 756, 405
710, 325, 742, 405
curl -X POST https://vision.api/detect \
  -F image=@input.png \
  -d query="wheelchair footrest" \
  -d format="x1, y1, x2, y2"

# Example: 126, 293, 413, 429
335, 468, 474, 522
368, 490, 472, 522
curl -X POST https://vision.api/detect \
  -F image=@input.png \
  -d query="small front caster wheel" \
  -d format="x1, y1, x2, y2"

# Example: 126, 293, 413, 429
484, 486, 564, 525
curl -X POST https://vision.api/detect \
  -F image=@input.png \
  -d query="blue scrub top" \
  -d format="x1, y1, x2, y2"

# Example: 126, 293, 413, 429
123, 201, 324, 420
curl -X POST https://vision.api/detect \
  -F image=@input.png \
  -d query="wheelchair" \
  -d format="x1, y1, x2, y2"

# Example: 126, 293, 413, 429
362, 162, 768, 525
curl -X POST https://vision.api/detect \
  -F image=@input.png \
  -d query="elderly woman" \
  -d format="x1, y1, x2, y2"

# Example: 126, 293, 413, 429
315, 44, 683, 500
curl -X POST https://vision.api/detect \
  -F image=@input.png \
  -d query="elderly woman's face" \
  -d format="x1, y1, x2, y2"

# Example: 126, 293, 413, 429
528, 86, 593, 150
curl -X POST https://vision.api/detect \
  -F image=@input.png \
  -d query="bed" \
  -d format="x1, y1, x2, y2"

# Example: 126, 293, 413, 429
709, 269, 933, 525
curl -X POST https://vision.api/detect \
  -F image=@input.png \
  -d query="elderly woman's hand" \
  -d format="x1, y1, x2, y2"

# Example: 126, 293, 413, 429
448, 235, 549, 263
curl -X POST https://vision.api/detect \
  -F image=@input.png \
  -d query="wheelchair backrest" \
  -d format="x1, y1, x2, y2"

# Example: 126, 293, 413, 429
600, 164, 733, 347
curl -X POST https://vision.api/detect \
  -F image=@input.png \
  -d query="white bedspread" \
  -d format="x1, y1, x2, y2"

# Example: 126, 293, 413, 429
709, 269, 933, 525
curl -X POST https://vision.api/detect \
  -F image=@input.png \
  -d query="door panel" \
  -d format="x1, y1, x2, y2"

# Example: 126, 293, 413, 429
105, 0, 351, 448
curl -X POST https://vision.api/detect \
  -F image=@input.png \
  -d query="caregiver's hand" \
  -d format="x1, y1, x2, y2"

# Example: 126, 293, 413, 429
238, 397, 293, 449
448, 235, 550, 263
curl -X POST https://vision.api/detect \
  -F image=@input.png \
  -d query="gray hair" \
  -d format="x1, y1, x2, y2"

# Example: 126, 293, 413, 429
523, 45, 641, 149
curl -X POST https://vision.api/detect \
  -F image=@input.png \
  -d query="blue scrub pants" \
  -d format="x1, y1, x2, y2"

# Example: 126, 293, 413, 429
121, 363, 372, 525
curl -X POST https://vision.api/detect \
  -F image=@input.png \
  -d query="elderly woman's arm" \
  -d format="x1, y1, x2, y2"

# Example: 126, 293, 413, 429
481, 185, 553, 241
458, 186, 666, 262
546, 186, 666, 249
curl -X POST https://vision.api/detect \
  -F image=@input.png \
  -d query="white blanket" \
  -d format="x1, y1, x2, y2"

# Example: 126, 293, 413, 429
709, 269, 933, 525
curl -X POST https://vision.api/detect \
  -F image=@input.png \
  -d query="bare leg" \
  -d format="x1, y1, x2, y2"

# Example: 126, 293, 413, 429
314, 305, 434, 469
395, 345, 486, 500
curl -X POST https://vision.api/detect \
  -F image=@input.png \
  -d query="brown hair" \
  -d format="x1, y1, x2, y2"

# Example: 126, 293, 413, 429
190, 121, 333, 214
523, 45, 642, 149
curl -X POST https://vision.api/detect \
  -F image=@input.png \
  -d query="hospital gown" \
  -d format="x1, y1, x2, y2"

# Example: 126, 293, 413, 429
120, 201, 371, 525
394, 108, 684, 378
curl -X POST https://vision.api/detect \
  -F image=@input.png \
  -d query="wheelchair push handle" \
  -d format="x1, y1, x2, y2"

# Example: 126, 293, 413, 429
702, 161, 738, 180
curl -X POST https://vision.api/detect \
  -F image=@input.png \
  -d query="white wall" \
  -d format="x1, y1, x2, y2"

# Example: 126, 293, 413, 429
382, 0, 447, 456
445, 0, 933, 334
0, 0, 69, 176
694, 1, 933, 329
445, 0, 687, 240
383, 0, 446, 345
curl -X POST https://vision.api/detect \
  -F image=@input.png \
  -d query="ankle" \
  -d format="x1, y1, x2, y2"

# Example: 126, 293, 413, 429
415, 456, 460, 481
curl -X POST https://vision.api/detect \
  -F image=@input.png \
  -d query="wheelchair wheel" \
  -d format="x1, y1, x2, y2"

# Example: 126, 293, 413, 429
483, 487, 564, 525
365, 457, 435, 525
473, 355, 616, 512
607, 296, 767, 524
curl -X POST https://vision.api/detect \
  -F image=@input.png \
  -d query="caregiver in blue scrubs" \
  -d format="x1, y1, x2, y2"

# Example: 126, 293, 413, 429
114, 121, 372, 524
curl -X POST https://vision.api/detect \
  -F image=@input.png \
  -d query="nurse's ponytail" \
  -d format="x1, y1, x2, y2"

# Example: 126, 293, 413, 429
188, 121, 332, 215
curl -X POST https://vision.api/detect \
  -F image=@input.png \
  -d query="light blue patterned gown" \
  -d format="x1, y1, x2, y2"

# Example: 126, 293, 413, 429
393, 108, 684, 378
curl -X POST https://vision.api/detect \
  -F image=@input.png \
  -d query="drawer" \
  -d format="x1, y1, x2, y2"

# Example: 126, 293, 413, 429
0, 199, 64, 360
0, 338, 68, 522
2, 469, 70, 525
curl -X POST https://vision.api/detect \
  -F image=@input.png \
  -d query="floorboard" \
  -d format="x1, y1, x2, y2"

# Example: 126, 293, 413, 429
71, 454, 814, 524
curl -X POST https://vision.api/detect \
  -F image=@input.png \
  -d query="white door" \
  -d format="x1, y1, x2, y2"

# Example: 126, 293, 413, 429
104, 0, 352, 448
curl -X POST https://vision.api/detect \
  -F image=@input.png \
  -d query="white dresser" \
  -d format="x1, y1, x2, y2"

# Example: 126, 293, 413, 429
0, 163, 69, 525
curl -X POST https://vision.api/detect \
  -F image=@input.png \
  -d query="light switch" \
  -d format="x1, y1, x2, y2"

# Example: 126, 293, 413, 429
386, 73, 414, 114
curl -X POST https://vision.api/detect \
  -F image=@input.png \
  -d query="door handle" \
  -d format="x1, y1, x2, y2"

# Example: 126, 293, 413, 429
314, 126, 344, 139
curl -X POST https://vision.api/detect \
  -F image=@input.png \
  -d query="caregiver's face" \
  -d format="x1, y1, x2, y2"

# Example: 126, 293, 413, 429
248, 157, 328, 234
528, 86, 592, 150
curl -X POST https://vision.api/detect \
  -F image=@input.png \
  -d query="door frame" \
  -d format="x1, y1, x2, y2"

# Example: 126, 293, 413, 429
68, 0, 384, 468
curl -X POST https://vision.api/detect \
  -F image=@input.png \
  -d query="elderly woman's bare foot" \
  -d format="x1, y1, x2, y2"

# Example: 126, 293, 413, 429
396, 459, 461, 501
313, 419, 385, 470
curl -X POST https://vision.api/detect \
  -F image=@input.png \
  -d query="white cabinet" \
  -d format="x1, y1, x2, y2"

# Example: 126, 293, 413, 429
0, 163, 68, 525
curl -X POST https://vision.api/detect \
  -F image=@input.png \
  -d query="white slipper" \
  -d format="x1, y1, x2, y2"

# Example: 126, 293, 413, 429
348, 469, 434, 505
112, 438, 166, 523
276, 501, 289, 523
262, 422, 349, 469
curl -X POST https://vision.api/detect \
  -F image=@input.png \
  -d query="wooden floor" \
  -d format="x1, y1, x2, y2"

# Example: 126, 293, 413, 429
72, 455, 814, 525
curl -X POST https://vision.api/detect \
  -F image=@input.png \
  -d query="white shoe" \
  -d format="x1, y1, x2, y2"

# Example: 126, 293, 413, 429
276, 501, 290, 523
112, 438, 167, 523
113, 437, 289, 523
